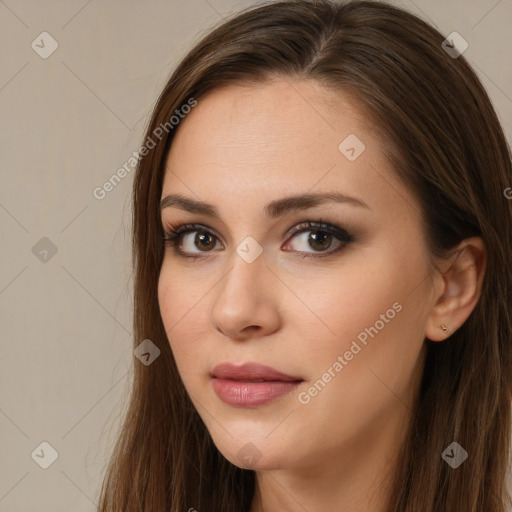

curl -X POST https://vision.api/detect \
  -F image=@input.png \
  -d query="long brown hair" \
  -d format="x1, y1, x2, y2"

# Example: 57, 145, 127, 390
97, 1, 512, 510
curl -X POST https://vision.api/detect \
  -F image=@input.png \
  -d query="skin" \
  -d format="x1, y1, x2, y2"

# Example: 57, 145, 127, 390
157, 78, 486, 511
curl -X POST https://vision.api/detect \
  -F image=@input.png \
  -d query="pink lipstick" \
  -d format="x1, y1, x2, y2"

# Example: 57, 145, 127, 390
210, 362, 303, 407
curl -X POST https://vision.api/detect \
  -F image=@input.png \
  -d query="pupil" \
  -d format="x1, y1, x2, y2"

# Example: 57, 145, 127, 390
310, 231, 331, 250
196, 232, 215, 251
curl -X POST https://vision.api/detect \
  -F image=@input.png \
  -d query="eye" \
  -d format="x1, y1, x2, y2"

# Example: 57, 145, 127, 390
163, 224, 222, 259
283, 220, 354, 258
162, 220, 354, 260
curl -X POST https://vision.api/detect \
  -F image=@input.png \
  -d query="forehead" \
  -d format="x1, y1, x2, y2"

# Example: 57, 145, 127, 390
161, 78, 411, 223
165, 80, 377, 175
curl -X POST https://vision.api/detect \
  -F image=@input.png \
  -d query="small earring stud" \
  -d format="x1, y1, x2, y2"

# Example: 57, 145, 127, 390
441, 323, 449, 334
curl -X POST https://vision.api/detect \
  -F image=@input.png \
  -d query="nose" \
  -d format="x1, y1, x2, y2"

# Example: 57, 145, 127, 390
210, 248, 282, 341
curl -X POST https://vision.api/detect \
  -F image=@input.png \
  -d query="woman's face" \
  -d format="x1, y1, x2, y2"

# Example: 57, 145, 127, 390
158, 78, 436, 472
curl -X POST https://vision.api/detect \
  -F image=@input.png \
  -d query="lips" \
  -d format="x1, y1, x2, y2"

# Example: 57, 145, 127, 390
210, 362, 303, 382
210, 362, 304, 407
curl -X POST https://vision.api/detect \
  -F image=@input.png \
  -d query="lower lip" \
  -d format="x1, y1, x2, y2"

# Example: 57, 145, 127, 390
211, 378, 302, 407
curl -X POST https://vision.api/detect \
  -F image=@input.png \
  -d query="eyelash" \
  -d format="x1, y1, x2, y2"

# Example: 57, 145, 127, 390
162, 220, 355, 261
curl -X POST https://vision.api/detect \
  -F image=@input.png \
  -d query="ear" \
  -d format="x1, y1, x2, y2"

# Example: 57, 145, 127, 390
425, 236, 486, 342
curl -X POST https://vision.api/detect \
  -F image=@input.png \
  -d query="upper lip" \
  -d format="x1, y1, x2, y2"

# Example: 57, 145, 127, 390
211, 362, 303, 382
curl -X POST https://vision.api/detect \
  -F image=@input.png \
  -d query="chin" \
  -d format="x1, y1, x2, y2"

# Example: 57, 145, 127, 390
211, 432, 291, 471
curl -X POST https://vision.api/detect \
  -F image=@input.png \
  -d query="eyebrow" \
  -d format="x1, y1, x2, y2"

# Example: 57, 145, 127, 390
160, 192, 370, 219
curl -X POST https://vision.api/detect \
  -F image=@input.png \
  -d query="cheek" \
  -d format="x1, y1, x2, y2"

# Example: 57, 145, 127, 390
288, 272, 427, 444
335, 273, 428, 402
287, 248, 428, 389
157, 265, 177, 332
157, 264, 210, 379
284, 258, 398, 363
158, 262, 203, 329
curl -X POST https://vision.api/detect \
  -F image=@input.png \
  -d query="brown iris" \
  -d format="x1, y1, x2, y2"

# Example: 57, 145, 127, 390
195, 231, 216, 251
307, 231, 332, 251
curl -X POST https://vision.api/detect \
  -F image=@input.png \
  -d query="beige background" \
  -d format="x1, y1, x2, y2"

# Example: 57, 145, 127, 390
0, 0, 511, 510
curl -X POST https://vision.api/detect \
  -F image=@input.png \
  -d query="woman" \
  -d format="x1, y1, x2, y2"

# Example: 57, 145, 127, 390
98, 1, 512, 510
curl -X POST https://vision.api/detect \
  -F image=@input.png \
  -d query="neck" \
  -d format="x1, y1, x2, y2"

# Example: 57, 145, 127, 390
249, 403, 410, 512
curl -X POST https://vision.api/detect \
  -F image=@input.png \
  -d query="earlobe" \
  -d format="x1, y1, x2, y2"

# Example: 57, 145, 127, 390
424, 237, 486, 342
